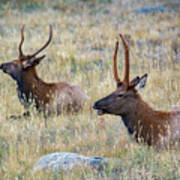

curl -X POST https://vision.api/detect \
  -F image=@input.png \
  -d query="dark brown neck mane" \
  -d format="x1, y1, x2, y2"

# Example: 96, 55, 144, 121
18, 67, 55, 108
121, 94, 171, 145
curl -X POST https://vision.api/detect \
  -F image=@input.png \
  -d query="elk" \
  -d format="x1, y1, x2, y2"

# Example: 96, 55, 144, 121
0, 25, 87, 122
93, 34, 180, 148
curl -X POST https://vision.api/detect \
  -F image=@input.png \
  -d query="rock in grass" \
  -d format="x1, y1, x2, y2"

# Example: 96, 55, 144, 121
172, 106, 180, 111
135, 6, 176, 14
32, 152, 108, 173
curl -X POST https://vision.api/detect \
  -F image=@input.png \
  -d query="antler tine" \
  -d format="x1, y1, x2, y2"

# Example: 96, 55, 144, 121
19, 25, 25, 58
113, 40, 121, 83
30, 25, 53, 57
119, 34, 129, 86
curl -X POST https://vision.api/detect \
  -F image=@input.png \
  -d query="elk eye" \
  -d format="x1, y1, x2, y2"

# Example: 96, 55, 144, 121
118, 94, 124, 97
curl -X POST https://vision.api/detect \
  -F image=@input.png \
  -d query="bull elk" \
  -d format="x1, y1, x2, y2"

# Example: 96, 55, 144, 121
0, 25, 87, 122
93, 34, 180, 148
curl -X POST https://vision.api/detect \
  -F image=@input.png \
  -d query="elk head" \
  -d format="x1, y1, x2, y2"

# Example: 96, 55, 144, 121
0, 25, 52, 84
93, 34, 148, 116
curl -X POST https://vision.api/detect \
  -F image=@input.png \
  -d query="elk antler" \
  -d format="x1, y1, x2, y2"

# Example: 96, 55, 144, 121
19, 25, 25, 58
119, 34, 129, 87
113, 40, 121, 84
30, 25, 53, 58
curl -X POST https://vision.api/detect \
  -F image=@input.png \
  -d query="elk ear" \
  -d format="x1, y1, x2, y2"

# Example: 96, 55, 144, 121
23, 55, 46, 69
134, 73, 148, 90
130, 76, 140, 85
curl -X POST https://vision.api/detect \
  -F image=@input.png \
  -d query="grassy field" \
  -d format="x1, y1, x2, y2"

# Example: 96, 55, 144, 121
0, 0, 179, 179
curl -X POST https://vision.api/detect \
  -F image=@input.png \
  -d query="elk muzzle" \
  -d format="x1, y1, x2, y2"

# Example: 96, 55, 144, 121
0, 62, 17, 74
93, 93, 116, 115
0, 62, 23, 82
0, 64, 4, 69
93, 101, 106, 115
0, 63, 8, 73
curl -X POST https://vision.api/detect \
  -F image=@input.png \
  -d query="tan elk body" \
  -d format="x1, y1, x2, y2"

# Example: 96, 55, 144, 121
93, 34, 180, 148
0, 26, 87, 117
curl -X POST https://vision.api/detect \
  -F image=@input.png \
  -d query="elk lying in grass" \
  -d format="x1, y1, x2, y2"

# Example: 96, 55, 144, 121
0, 26, 87, 121
93, 34, 180, 148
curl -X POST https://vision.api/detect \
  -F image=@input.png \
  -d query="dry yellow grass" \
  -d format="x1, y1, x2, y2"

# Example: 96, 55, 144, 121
0, 0, 179, 179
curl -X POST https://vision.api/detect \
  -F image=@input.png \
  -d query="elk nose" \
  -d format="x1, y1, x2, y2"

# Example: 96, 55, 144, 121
0, 64, 3, 69
0, 63, 8, 73
93, 101, 98, 109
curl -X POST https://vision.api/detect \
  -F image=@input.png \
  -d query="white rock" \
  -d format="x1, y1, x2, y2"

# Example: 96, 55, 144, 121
32, 152, 108, 173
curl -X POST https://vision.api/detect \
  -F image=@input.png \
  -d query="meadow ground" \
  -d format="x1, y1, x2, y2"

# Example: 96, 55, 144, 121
0, 0, 179, 179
